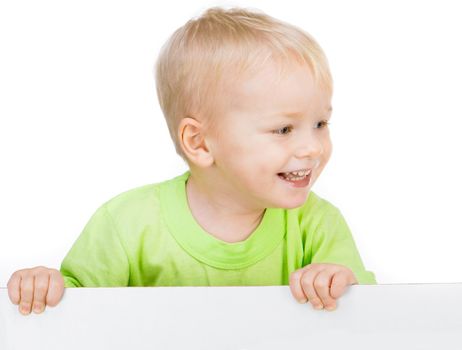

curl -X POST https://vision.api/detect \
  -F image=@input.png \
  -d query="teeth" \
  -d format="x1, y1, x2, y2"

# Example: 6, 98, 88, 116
280, 169, 311, 181
288, 169, 310, 176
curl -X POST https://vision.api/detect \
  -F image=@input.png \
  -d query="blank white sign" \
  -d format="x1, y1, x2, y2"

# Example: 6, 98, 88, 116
1, 284, 461, 349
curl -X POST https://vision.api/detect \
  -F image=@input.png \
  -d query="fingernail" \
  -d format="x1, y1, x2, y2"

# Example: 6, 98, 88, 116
20, 305, 30, 314
314, 304, 324, 310
33, 304, 43, 313
325, 304, 336, 311
298, 298, 307, 304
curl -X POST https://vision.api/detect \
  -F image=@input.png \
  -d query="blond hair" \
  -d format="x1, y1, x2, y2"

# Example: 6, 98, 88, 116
154, 6, 333, 162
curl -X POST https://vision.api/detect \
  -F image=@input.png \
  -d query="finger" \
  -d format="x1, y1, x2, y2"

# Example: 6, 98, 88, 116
32, 273, 50, 314
329, 271, 349, 299
350, 271, 359, 285
289, 269, 308, 303
300, 267, 324, 310
7, 272, 21, 305
46, 270, 65, 307
313, 269, 337, 310
19, 273, 35, 315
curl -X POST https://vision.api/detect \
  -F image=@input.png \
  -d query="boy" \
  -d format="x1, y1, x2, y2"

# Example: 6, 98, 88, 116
7, 6, 376, 316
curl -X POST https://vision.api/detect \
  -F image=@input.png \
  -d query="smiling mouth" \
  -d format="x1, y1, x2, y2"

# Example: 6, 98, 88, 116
277, 169, 312, 181
277, 170, 312, 187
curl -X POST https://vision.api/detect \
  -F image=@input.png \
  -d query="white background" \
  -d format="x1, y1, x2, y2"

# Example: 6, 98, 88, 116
1, 0, 461, 286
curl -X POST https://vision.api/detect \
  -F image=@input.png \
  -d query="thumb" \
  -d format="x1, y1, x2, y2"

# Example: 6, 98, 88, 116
329, 272, 349, 299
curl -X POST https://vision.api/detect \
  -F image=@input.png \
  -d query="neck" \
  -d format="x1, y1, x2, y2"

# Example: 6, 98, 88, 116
185, 172, 265, 243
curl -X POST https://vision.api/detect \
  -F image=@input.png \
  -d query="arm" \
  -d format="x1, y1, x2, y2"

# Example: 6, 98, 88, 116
290, 205, 376, 311
308, 206, 376, 285
60, 203, 130, 287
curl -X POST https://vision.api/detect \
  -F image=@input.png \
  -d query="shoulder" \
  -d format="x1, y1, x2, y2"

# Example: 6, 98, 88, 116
100, 171, 188, 221
301, 190, 336, 212
286, 191, 349, 245
291, 190, 342, 226
102, 182, 160, 216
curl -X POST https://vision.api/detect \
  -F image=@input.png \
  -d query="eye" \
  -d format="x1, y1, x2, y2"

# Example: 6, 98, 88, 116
317, 120, 330, 129
273, 125, 293, 135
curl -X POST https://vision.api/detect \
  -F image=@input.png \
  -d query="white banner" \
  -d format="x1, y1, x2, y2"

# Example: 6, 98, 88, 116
1, 284, 461, 349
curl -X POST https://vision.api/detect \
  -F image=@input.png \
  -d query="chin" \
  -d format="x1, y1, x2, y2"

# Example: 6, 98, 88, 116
276, 193, 310, 209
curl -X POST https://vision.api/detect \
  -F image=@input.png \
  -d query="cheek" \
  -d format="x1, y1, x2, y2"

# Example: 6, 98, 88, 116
324, 139, 333, 162
232, 143, 279, 176
318, 134, 332, 161
211, 132, 244, 159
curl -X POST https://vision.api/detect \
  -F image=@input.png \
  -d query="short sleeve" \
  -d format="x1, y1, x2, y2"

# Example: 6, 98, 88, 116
60, 204, 130, 287
308, 206, 377, 285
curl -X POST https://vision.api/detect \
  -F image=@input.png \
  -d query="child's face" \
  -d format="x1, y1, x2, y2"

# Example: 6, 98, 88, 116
206, 59, 332, 209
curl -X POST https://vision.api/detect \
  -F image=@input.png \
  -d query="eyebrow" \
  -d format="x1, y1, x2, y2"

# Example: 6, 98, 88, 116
281, 106, 333, 118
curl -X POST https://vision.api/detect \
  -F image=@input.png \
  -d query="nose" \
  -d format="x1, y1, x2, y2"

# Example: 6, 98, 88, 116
294, 130, 324, 160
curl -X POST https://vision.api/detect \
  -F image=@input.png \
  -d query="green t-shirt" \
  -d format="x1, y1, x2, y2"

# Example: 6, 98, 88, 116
60, 170, 376, 287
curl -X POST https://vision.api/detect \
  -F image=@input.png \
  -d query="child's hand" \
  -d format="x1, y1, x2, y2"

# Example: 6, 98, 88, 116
7, 266, 65, 315
289, 263, 357, 311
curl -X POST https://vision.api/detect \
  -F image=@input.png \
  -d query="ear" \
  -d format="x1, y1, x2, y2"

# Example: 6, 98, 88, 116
178, 117, 214, 168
